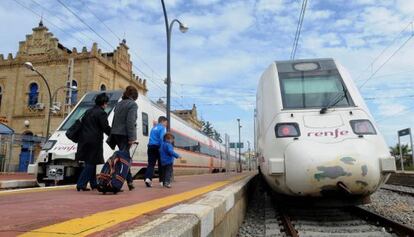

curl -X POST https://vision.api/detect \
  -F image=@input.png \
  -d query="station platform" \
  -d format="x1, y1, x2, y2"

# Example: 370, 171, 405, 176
0, 172, 252, 237
0, 173, 36, 189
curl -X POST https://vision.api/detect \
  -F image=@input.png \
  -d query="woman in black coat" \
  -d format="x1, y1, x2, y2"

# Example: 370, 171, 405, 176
76, 93, 111, 191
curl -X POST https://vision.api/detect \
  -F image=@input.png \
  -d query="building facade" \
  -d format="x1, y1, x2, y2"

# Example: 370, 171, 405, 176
172, 104, 203, 130
0, 21, 147, 170
0, 21, 147, 138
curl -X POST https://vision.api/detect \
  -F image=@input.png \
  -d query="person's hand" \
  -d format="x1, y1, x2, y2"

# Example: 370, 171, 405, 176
128, 140, 139, 145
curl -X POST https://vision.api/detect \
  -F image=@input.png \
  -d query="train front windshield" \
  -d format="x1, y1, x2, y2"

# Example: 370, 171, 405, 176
59, 91, 122, 131
277, 59, 354, 109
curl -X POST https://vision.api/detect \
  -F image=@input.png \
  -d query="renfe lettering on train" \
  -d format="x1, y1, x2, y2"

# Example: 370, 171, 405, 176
307, 129, 349, 138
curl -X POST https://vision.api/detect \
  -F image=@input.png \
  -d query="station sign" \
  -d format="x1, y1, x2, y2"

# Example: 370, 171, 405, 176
229, 142, 244, 148
398, 128, 411, 137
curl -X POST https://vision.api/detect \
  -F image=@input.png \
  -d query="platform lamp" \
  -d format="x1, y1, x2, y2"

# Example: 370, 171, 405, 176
237, 118, 242, 173
161, 0, 189, 131
24, 62, 52, 139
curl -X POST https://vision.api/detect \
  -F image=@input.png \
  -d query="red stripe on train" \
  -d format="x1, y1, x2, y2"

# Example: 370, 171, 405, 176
131, 162, 221, 169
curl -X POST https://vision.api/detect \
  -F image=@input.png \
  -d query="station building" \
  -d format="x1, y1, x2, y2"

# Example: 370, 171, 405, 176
0, 21, 147, 171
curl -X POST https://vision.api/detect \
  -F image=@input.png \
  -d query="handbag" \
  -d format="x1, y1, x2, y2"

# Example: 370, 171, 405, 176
106, 134, 117, 150
65, 110, 89, 143
65, 119, 83, 143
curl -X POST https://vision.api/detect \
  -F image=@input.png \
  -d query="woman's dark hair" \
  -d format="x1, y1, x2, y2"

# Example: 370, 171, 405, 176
95, 93, 109, 106
122, 86, 138, 100
158, 116, 168, 123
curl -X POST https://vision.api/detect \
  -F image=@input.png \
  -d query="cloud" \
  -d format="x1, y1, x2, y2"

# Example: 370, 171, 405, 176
2, 0, 414, 147
256, 0, 284, 12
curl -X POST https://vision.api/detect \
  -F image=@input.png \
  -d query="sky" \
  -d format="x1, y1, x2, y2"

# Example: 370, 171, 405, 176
1, 0, 414, 149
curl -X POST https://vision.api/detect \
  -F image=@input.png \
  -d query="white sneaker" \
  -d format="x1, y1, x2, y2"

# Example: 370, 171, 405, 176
145, 178, 152, 187
160, 182, 164, 187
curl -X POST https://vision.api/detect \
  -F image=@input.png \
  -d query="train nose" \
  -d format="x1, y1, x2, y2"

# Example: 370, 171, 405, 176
283, 139, 387, 196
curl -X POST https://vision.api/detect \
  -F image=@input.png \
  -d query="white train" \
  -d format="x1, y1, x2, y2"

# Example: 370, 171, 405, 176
29, 90, 238, 185
255, 58, 396, 203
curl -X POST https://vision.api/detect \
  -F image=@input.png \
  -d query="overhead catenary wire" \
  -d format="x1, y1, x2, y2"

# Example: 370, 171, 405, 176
376, 105, 414, 123
56, 0, 115, 51
290, 0, 308, 60
54, 0, 174, 100
80, 2, 189, 108
358, 29, 414, 89
354, 21, 414, 82
13, 0, 87, 46
82, 3, 167, 84
30, 0, 96, 45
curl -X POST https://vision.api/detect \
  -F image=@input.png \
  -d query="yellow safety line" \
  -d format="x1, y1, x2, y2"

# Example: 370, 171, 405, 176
0, 185, 75, 197
19, 174, 247, 237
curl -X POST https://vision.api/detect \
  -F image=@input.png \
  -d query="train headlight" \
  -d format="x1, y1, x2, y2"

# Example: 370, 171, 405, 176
350, 120, 376, 135
275, 123, 301, 138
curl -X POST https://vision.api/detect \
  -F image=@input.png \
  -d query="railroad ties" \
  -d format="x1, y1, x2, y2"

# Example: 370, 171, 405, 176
239, 184, 414, 236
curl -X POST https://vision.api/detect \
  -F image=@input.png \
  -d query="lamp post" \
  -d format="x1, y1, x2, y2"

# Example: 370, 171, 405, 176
51, 85, 77, 114
24, 62, 52, 139
247, 140, 251, 171
161, 0, 188, 131
52, 85, 77, 103
237, 118, 242, 173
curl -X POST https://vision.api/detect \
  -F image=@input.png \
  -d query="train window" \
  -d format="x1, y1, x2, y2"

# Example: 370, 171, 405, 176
171, 131, 221, 158
172, 132, 200, 152
279, 71, 354, 109
59, 91, 122, 131
142, 112, 149, 136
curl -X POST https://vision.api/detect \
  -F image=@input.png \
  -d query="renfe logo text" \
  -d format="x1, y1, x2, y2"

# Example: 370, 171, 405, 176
307, 129, 349, 138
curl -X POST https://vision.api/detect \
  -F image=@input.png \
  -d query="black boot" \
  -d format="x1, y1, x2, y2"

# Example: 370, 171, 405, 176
128, 183, 135, 191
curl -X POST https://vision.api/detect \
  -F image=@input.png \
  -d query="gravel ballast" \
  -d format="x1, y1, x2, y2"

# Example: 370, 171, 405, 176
238, 188, 266, 237
363, 186, 414, 227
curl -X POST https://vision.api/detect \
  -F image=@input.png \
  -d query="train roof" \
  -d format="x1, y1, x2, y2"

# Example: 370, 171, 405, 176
274, 58, 337, 73
274, 58, 334, 63
80, 90, 226, 150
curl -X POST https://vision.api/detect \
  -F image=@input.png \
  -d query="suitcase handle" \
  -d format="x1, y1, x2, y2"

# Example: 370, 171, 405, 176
129, 142, 139, 157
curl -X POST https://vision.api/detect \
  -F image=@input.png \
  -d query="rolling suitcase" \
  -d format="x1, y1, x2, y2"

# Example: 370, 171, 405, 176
97, 144, 137, 194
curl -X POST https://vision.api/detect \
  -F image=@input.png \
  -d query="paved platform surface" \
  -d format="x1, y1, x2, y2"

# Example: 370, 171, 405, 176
0, 172, 248, 237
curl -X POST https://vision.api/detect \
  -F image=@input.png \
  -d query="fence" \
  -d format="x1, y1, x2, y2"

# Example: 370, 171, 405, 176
0, 133, 46, 172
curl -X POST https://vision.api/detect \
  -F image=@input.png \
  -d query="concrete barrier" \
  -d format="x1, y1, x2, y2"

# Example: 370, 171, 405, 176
119, 173, 257, 237
0, 179, 38, 189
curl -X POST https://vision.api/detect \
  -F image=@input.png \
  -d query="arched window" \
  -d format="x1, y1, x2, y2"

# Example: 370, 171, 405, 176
0, 86, 3, 108
66, 80, 78, 105
100, 84, 106, 91
71, 80, 78, 104
28, 83, 39, 106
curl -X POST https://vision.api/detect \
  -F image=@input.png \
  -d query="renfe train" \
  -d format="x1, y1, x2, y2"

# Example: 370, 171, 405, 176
29, 91, 238, 185
255, 58, 396, 203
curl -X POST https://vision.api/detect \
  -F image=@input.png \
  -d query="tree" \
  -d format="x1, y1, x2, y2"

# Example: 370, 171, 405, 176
390, 144, 411, 160
213, 130, 223, 143
201, 120, 223, 143
202, 121, 214, 138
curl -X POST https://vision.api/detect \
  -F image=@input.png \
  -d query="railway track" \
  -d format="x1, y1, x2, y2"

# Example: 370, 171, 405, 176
381, 184, 414, 197
262, 193, 414, 237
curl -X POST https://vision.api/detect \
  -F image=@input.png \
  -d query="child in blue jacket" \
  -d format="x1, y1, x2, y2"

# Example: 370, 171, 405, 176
160, 133, 181, 188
